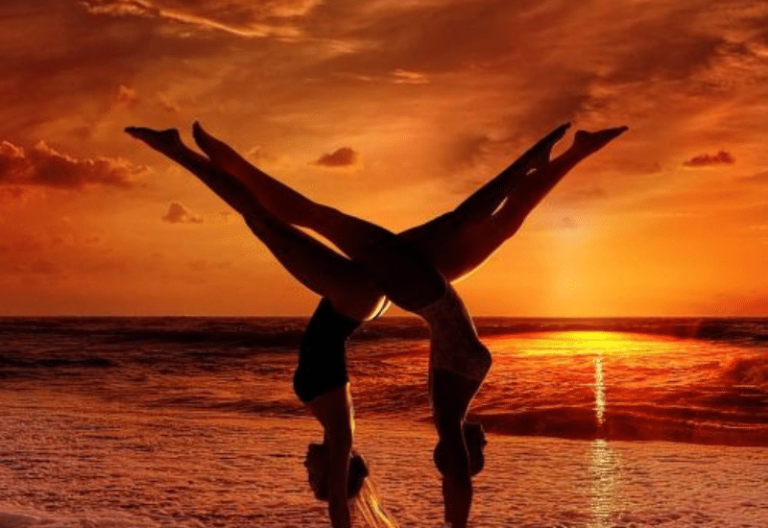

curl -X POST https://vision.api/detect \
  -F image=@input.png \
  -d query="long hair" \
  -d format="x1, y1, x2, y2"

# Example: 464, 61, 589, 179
353, 477, 399, 528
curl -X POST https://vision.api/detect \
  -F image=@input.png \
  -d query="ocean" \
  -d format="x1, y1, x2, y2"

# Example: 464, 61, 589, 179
0, 317, 767, 527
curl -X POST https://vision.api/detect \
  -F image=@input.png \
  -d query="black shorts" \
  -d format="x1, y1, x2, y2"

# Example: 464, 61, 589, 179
293, 299, 361, 403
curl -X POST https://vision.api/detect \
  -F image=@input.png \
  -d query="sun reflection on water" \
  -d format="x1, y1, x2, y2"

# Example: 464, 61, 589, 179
590, 341, 618, 527
489, 330, 681, 358
594, 354, 605, 429
589, 438, 620, 528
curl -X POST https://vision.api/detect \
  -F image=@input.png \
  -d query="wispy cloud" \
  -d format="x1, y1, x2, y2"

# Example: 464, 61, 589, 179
114, 84, 139, 107
79, 0, 323, 38
392, 69, 429, 84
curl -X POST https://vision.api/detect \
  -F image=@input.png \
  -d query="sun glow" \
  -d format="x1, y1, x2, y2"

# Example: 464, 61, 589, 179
489, 330, 667, 358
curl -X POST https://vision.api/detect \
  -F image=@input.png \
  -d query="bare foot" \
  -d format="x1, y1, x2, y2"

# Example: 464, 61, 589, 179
518, 122, 571, 176
572, 126, 629, 156
125, 126, 184, 155
192, 121, 224, 158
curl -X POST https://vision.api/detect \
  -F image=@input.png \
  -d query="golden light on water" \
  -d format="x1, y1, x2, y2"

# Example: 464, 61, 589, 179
594, 354, 606, 427
589, 439, 620, 528
591, 345, 618, 528
493, 330, 672, 357
555, 331, 649, 355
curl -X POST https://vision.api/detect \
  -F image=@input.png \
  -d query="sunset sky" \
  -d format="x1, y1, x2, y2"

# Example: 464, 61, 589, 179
1, 0, 767, 316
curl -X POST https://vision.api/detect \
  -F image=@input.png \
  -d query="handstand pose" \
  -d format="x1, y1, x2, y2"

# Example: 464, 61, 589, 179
126, 122, 626, 528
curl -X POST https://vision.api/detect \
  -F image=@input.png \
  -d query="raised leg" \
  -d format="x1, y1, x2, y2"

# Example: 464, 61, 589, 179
125, 127, 256, 215
192, 121, 317, 226
192, 122, 448, 310
396, 123, 570, 272
404, 126, 628, 281
125, 126, 385, 321
187, 121, 625, 288
445, 122, 570, 224
487, 126, 630, 240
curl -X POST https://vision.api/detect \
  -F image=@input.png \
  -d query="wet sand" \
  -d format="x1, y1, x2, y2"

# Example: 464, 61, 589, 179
1, 393, 766, 528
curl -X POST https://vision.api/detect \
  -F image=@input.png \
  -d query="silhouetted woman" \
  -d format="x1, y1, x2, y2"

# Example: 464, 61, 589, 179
126, 122, 625, 528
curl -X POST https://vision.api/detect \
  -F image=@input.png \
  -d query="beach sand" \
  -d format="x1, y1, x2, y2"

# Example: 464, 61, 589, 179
1, 389, 767, 528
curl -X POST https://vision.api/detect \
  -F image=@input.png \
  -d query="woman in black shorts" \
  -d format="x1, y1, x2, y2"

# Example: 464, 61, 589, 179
126, 122, 625, 528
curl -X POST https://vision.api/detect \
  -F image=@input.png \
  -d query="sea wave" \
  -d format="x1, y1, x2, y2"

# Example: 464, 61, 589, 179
2, 316, 767, 350
2, 317, 767, 448
721, 355, 768, 387
473, 405, 768, 447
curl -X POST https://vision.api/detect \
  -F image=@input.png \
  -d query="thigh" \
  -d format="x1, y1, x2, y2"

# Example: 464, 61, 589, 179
399, 214, 499, 283
315, 257, 387, 321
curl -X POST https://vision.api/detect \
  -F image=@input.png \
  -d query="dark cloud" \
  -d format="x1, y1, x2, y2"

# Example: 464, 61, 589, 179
448, 133, 496, 169
79, 0, 322, 38
0, 140, 146, 189
683, 150, 735, 167
162, 202, 203, 223
0, 2, 244, 143
315, 146, 358, 167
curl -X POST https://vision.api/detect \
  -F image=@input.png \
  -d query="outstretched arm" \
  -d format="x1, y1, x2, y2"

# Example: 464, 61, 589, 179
306, 386, 356, 528
431, 369, 483, 528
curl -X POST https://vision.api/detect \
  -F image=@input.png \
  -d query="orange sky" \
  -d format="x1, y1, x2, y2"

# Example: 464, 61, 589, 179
1, 0, 767, 316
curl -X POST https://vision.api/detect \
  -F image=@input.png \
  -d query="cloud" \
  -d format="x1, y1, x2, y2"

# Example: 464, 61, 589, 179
445, 132, 505, 171
0, 186, 41, 205
114, 84, 139, 107
559, 187, 609, 204
392, 69, 429, 84
682, 150, 736, 167
246, 146, 288, 168
0, 140, 146, 189
162, 202, 203, 224
558, 216, 578, 230
79, 0, 322, 38
315, 146, 359, 167
157, 95, 181, 113
741, 170, 768, 184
